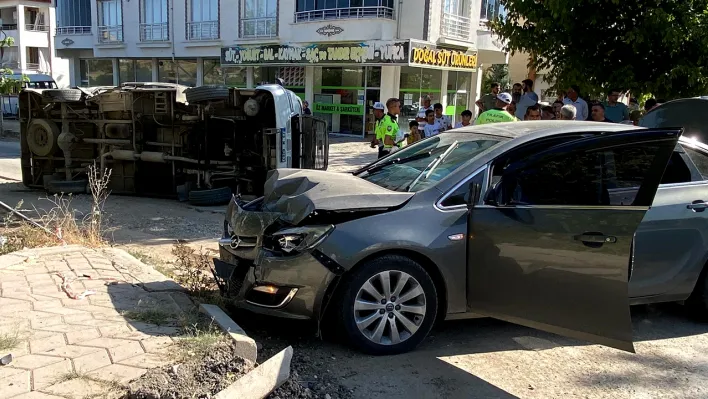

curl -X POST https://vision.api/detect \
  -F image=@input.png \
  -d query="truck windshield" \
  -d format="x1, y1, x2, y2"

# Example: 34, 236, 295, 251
357, 133, 505, 192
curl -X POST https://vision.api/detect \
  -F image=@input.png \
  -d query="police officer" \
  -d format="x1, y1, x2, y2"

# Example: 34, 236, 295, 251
381, 98, 402, 156
475, 92, 517, 125
370, 102, 386, 158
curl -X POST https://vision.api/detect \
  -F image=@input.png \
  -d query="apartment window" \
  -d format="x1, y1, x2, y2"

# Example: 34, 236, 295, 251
56, 0, 92, 34
97, 0, 123, 42
441, 0, 470, 40
158, 59, 198, 86
141, 0, 169, 41
295, 0, 395, 22
80, 59, 114, 87
480, 0, 505, 22
241, 0, 277, 38
188, 0, 219, 40
25, 7, 48, 31
119, 59, 153, 83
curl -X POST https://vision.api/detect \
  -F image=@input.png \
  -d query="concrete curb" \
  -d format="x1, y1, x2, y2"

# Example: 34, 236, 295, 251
102, 247, 186, 292
214, 346, 293, 399
199, 303, 258, 364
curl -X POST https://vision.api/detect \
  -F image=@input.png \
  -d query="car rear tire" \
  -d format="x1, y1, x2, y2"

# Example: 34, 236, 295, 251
188, 186, 232, 206
336, 255, 438, 355
185, 85, 229, 103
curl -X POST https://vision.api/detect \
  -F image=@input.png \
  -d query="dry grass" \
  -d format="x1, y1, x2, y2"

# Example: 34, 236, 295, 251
121, 309, 173, 326
171, 243, 224, 306
0, 163, 111, 255
174, 315, 227, 361
54, 370, 124, 399
0, 331, 20, 352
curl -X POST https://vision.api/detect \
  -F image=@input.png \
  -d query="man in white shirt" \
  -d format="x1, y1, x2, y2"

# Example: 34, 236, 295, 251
433, 103, 452, 132
562, 85, 589, 121
515, 79, 539, 120
422, 109, 441, 138
416, 95, 433, 135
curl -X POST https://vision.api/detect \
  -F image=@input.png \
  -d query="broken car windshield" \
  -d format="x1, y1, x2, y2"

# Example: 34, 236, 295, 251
358, 133, 505, 192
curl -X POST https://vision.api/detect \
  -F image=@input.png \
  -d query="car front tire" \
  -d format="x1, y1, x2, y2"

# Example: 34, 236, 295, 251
337, 255, 438, 355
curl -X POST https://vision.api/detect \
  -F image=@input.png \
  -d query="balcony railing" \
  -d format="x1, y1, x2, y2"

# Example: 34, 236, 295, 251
240, 17, 277, 39
26, 63, 41, 71
440, 12, 471, 41
97, 25, 123, 43
140, 22, 169, 41
0, 24, 18, 31
480, 0, 506, 24
56, 26, 92, 35
187, 21, 219, 40
1, 61, 19, 69
294, 6, 394, 23
25, 24, 49, 32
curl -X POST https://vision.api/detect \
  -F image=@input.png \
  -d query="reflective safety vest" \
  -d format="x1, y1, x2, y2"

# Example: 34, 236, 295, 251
374, 118, 385, 145
380, 114, 400, 148
475, 109, 516, 125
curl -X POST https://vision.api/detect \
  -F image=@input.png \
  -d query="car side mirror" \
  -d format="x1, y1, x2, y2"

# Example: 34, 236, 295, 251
467, 182, 481, 208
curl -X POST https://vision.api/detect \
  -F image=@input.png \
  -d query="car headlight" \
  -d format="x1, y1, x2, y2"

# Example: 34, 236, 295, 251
271, 225, 334, 254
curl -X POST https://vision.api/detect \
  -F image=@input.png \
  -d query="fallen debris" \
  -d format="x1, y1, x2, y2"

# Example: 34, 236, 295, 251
0, 353, 12, 366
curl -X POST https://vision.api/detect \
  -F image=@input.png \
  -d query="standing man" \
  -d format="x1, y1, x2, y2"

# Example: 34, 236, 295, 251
603, 89, 629, 122
382, 98, 402, 155
563, 85, 588, 121
416, 95, 433, 137
525, 105, 542, 120
511, 83, 523, 104
423, 109, 441, 138
475, 82, 501, 115
302, 101, 312, 115
515, 79, 539, 120
433, 103, 452, 131
475, 93, 516, 125
455, 110, 473, 128
590, 102, 612, 122
370, 102, 386, 158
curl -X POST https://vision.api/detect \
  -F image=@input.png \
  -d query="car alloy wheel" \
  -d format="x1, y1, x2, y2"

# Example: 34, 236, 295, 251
353, 270, 427, 345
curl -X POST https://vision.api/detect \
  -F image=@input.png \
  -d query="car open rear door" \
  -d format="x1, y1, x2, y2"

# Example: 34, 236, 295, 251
466, 128, 682, 352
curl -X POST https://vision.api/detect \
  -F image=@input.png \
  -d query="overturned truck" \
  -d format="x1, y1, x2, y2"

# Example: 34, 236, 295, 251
19, 83, 328, 204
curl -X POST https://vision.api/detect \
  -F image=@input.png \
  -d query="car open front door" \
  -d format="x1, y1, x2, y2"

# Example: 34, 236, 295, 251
466, 128, 682, 352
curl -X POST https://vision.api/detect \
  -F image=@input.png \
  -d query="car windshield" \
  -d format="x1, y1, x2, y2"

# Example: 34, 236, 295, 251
357, 132, 505, 192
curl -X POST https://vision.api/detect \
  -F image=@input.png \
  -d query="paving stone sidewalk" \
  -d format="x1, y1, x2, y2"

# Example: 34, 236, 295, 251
0, 245, 194, 399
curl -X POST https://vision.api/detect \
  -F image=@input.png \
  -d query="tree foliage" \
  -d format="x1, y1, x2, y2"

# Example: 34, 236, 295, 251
482, 64, 511, 92
0, 36, 27, 95
491, 0, 708, 100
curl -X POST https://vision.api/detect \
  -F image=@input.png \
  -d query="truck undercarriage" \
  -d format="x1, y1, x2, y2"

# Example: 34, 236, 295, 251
19, 83, 328, 203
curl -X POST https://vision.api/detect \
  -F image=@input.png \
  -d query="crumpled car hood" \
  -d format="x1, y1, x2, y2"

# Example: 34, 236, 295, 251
261, 168, 414, 224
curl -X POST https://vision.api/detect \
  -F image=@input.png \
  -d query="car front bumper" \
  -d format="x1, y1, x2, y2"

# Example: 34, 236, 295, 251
214, 245, 338, 320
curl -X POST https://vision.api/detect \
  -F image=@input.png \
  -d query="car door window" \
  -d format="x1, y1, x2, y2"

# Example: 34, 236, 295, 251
683, 146, 708, 180
500, 142, 669, 206
439, 168, 485, 208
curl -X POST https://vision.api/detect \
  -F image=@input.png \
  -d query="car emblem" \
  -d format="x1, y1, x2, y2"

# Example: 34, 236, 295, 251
230, 236, 242, 249
316, 24, 344, 37
61, 38, 74, 46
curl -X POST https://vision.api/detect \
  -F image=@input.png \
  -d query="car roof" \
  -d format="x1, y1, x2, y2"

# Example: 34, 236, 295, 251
449, 120, 643, 140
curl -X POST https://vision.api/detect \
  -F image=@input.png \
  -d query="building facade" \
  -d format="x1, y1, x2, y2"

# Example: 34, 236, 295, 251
55, 0, 507, 135
0, 0, 69, 86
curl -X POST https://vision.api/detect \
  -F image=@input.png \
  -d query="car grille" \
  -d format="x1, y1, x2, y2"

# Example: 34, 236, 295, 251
212, 257, 250, 298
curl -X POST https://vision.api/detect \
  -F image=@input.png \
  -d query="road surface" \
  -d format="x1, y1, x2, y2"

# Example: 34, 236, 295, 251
0, 139, 21, 182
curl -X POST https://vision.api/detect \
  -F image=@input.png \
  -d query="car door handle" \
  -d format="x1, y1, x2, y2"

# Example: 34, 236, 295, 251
687, 201, 708, 212
573, 233, 617, 245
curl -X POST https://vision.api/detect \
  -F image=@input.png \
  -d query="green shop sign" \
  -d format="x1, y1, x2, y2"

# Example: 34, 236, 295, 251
313, 103, 364, 115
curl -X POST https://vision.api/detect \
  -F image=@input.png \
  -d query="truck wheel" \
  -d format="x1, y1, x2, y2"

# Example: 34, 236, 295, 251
185, 86, 229, 103
336, 255, 438, 355
188, 186, 232, 206
46, 179, 88, 194
27, 119, 60, 157
41, 89, 83, 103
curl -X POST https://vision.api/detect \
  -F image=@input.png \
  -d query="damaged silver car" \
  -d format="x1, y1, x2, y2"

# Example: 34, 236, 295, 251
214, 121, 686, 355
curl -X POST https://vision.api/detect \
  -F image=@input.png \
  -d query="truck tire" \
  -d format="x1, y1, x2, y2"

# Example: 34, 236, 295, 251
188, 186, 232, 206
41, 89, 83, 103
185, 86, 229, 103
27, 119, 60, 157
46, 179, 88, 194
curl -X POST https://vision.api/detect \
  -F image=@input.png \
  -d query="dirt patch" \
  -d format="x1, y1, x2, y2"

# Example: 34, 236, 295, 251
127, 340, 252, 399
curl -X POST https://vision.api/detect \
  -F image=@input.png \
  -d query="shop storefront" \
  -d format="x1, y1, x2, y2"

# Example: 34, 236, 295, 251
220, 39, 478, 136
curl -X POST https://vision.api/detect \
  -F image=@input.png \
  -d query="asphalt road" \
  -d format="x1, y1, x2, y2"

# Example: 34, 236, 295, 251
0, 139, 21, 182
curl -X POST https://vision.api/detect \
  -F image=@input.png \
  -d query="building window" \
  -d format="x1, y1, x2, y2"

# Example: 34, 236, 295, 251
97, 0, 122, 42
295, 0, 395, 23
158, 59, 198, 86
446, 71, 472, 124
80, 59, 114, 87
203, 60, 247, 87
241, 0, 277, 38
56, 0, 92, 34
480, 0, 505, 23
399, 66, 443, 125
441, 0, 470, 40
119, 59, 153, 83
187, 0, 219, 40
140, 0, 169, 41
